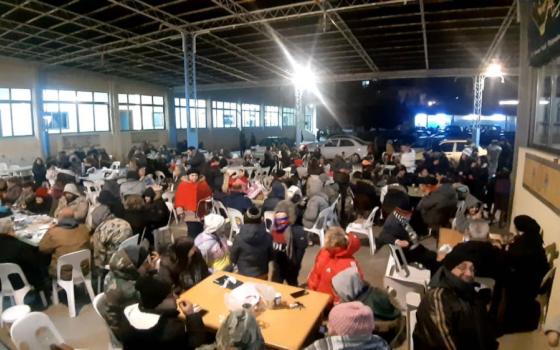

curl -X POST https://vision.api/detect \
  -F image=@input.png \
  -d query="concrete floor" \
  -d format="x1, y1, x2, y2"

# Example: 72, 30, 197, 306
0, 225, 551, 349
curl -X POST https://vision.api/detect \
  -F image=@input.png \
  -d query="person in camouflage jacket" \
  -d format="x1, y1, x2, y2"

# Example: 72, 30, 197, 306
91, 216, 133, 270
101, 245, 150, 340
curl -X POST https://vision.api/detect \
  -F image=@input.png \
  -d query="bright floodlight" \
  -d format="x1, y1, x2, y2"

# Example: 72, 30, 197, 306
291, 63, 316, 91
485, 62, 503, 78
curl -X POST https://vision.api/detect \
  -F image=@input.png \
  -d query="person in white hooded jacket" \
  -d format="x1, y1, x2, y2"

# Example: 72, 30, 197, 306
194, 214, 231, 272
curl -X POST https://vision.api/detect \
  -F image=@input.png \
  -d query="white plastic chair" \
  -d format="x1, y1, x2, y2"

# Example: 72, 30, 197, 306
346, 207, 379, 255
227, 207, 244, 241
11, 312, 64, 350
154, 170, 166, 185
110, 161, 120, 170
51, 249, 96, 318
264, 211, 275, 233
0, 263, 47, 317
385, 245, 431, 287
212, 200, 229, 219
93, 293, 124, 350
304, 206, 333, 247
162, 192, 178, 225
406, 292, 421, 350
83, 180, 100, 205
0, 162, 7, 170
119, 234, 140, 250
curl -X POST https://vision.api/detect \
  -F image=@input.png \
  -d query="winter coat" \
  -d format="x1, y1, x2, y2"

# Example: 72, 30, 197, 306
32, 163, 47, 185
378, 213, 410, 246
262, 182, 285, 213
222, 192, 253, 214
145, 198, 169, 230
158, 252, 210, 294
122, 209, 148, 236
26, 196, 52, 215
454, 193, 482, 233
413, 267, 498, 350
486, 144, 502, 176
303, 192, 329, 229
305, 335, 390, 350
306, 174, 325, 198
307, 233, 362, 303
194, 230, 230, 271
38, 218, 91, 279
91, 218, 133, 269
3, 185, 21, 205
443, 241, 505, 280
54, 195, 89, 222
417, 183, 458, 227
230, 223, 272, 277
175, 178, 212, 213
119, 180, 146, 198
188, 151, 207, 175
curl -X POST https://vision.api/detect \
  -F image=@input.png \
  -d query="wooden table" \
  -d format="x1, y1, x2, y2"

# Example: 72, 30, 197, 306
437, 228, 465, 261
180, 271, 331, 350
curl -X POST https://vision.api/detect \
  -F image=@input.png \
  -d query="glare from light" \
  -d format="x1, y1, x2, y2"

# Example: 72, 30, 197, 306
489, 113, 506, 121
427, 100, 436, 107
499, 100, 518, 105
361, 80, 370, 88
415, 113, 428, 127
291, 63, 316, 92
540, 100, 550, 105
485, 62, 503, 78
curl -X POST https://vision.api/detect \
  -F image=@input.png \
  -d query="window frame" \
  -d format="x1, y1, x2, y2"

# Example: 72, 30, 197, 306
530, 58, 560, 154
0, 87, 34, 137
174, 98, 207, 129
212, 101, 238, 128
282, 107, 295, 126
264, 105, 280, 127
118, 93, 165, 131
241, 103, 260, 127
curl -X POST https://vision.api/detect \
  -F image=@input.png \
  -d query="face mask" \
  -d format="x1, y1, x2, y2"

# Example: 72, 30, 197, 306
274, 216, 290, 232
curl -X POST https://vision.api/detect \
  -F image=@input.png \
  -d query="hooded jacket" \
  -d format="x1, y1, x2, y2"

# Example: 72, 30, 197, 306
92, 217, 133, 269
54, 183, 89, 222
194, 215, 230, 271
413, 268, 498, 350
417, 183, 458, 227
222, 191, 253, 214
175, 177, 212, 213
199, 309, 265, 350
307, 233, 362, 303
454, 193, 482, 233
303, 192, 329, 229
230, 223, 273, 277
262, 181, 285, 213
38, 217, 90, 278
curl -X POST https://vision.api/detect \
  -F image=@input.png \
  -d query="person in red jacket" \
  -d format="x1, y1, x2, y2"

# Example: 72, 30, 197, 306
307, 226, 363, 303
175, 168, 212, 213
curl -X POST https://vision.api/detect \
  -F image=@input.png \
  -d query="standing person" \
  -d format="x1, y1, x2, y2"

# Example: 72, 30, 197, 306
492, 169, 510, 227
194, 214, 231, 272
239, 128, 247, 156
486, 139, 502, 177
399, 141, 416, 173
174, 168, 212, 238
414, 252, 498, 350
186, 146, 207, 175
230, 206, 273, 280
32, 157, 47, 185
307, 227, 362, 303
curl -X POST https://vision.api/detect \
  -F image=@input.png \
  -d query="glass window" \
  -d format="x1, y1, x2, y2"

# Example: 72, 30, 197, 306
212, 101, 238, 128
305, 104, 315, 133
175, 98, 206, 129
0, 88, 33, 137
264, 106, 279, 127
282, 107, 295, 126
43, 89, 110, 133
242, 104, 260, 127
118, 93, 165, 131
324, 140, 338, 147
455, 142, 466, 152
440, 142, 453, 152
339, 139, 354, 147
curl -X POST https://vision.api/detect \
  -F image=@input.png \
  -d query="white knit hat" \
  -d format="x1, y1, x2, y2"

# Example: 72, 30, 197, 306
204, 213, 225, 233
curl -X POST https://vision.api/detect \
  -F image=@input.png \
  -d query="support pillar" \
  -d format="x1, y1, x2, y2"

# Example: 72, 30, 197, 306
167, 89, 177, 147
182, 31, 199, 148
295, 87, 304, 145
35, 70, 49, 158
472, 74, 485, 146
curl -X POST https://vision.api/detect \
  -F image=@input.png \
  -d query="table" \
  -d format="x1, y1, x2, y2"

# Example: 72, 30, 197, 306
437, 228, 465, 261
180, 271, 331, 350
407, 187, 424, 198
13, 213, 53, 246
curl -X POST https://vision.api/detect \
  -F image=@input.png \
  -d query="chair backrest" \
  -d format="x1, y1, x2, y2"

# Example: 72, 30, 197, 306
364, 206, 379, 229
92, 292, 106, 317
57, 249, 92, 280
311, 206, 334, 231
11, 312, 64, 350
153, 226, 174, 254
545, 242, 559, 268
213, 200, 229, 219
162, 191, 175, 203
110, 161, 120, 170
388, 244, 411, 277
119, 234, 140, 250
264, 211, 275, 233
154, 171, 166, 185
538, 266, 556, 325
0, 163, 7, 170
0, 263, 31, 304
227, 208, 244, 236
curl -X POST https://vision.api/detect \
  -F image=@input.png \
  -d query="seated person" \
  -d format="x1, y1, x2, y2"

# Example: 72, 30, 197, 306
3, 177, 22, 205
39, 207, 91, 279
307, 227, 362, 303
302, 191, 329, 229
414, 251, 499, 350
443, 220, 504, 280
454, 191, 483, 233
230, 206, 272, 280
332, 266, 404, 347
0, 217, 48, 293
200, 309, 264, 349
143, 187, 170, 233
122, 274, 206, 349
101, 245, 151, 340
53, 183, 89, 222
120, 171, 146, 199
14, 181, 35, 209
194, 214, 231, 272
122, 195, 148, 235
262, 181, 285, 213
91, 214, 133, 271
158, 236, 210, 294
417, 176, 457, 229
26, 187, 52, 215
221, 180, 252, 214
305, 301, 390, 350
175, 169, 212, 238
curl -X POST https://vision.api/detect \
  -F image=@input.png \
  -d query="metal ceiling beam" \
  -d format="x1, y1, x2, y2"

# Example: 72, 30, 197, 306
419, 0, 429, 69
107, 0, 290, 79
481, 1, 517, 66
193, 67, 520, 91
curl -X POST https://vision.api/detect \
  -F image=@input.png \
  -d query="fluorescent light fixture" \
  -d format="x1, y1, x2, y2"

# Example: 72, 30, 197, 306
539, 100, 550, 105
499, 100, 518, 105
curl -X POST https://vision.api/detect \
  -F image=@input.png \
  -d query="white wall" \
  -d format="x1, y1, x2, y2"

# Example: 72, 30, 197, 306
511, 146, 560, 323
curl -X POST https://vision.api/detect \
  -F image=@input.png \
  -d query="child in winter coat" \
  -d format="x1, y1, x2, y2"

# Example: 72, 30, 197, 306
307, 227, 362, 303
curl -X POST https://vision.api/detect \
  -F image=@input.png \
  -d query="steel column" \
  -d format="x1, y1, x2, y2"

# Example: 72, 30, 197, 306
295, 87, 304, 145
182, 31, 198, 148
472, 74, 485, 146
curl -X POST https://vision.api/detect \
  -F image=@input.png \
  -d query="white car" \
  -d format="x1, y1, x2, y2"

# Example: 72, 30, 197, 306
439, 139, 487, 163
319, 136, 369, 159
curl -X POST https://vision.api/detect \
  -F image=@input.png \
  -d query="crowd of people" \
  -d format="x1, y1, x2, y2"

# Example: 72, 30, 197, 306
0, 136, 555, 350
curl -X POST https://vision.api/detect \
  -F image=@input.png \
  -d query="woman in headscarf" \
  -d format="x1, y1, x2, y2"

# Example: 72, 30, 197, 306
498, 215, 549, 334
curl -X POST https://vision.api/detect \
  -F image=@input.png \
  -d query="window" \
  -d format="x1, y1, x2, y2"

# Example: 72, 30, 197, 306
174, 98, 206, 129
455, 142, 466, 152
282, 107, 295, 126
304, 104, 316, 132
440, 143, 453, 152
0, 88, 33, 137
43, 89, 110, 133
324, 140, 338, 147
339, 139, 354, 147
531, 57, 560, 151
241, 104, 260, 127
264, 106, 280, 127
212, 101, 238, 128
118, 93, 164, 131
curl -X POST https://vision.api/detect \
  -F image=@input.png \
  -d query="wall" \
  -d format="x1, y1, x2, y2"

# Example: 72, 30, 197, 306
511, 147, 560, 323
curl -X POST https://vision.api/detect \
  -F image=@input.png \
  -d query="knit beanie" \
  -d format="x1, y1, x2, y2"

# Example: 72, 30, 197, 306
513, 215, 540, 235
35, 187, 49, 198
244, 206, 262, 224
442, 248, 472, 271
135, 274, 172, 310
328, 301, 374, 336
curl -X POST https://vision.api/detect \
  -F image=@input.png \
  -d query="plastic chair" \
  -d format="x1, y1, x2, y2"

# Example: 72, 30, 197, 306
11, 312, 64, 350
264, 211, 275, 233
227, 207, 244, 241
0, 162, 7, 170
119, 234, 140, 250
0, 263, 47, 317
385, 245, 431, 287
212, 200, 229, 219
1, 304, 30, 328
51, 249, 96, 318
304, 206, 333, 247
110, 161, 120, 170
406, 292, 421, 350
154, 170, 166, 185
93, 293, 124, 350
346, 206, 379, 255
83, 180, 100, 205
537, 266, 556, 326
162, 192, 178, 225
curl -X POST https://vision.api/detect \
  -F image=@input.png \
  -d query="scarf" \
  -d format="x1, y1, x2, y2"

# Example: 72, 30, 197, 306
393, 209, 419, 249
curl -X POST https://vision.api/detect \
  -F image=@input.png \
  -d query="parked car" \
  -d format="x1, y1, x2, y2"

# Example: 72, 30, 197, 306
251, 136, 294, 158
319, 135, 369, 159
438, 139, 487, 163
